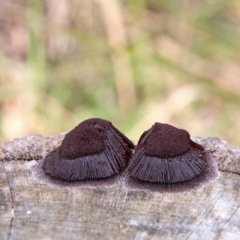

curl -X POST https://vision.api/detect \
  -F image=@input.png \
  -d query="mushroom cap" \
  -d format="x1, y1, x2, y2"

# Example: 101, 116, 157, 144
43, 118, 135, 181
128, 123, 207, 183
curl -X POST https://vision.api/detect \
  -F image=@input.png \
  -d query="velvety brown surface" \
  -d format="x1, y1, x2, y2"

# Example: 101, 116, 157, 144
146, 123, 190, 158
61, 127, 105, 159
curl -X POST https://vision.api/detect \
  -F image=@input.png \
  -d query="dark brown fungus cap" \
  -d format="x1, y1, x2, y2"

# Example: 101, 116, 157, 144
127, 123, 208, 184
43, 118, 135, 181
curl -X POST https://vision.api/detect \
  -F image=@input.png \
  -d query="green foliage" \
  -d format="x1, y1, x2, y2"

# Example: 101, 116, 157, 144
1, 0, 240, 146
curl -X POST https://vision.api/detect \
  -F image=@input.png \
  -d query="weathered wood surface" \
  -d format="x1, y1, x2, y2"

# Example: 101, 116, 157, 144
0, 134, 240, 240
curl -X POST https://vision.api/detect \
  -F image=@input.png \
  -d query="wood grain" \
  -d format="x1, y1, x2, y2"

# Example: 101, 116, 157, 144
0, 135, 240, 240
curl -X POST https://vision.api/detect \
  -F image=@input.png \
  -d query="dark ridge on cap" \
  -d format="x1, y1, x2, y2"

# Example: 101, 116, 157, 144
145, 123, 190, 158
129, 147, 207, 183
43, 118, 135, 181
42, 147, 60, 174
43, 150, 117, 181
126, 150, 217, 193
127, 123, 207, 184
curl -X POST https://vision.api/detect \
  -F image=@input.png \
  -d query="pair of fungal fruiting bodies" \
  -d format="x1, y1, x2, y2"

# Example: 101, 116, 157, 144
43, 118, 212, 189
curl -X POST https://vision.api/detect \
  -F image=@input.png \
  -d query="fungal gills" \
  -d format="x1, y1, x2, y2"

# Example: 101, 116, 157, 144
128, 123, 207, 183
43, 118, 135, 181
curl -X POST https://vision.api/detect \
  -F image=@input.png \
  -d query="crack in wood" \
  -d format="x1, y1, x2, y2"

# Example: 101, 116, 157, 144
2, 160, 14, 240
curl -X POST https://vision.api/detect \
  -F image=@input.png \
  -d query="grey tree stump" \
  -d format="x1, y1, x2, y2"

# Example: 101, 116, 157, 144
0, 134, 240, 240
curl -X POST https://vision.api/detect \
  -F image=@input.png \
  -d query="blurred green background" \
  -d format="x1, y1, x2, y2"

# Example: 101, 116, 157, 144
0, 0, 240, 147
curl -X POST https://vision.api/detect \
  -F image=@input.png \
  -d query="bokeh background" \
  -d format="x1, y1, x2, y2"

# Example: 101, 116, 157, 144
1, 0, 240, 147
